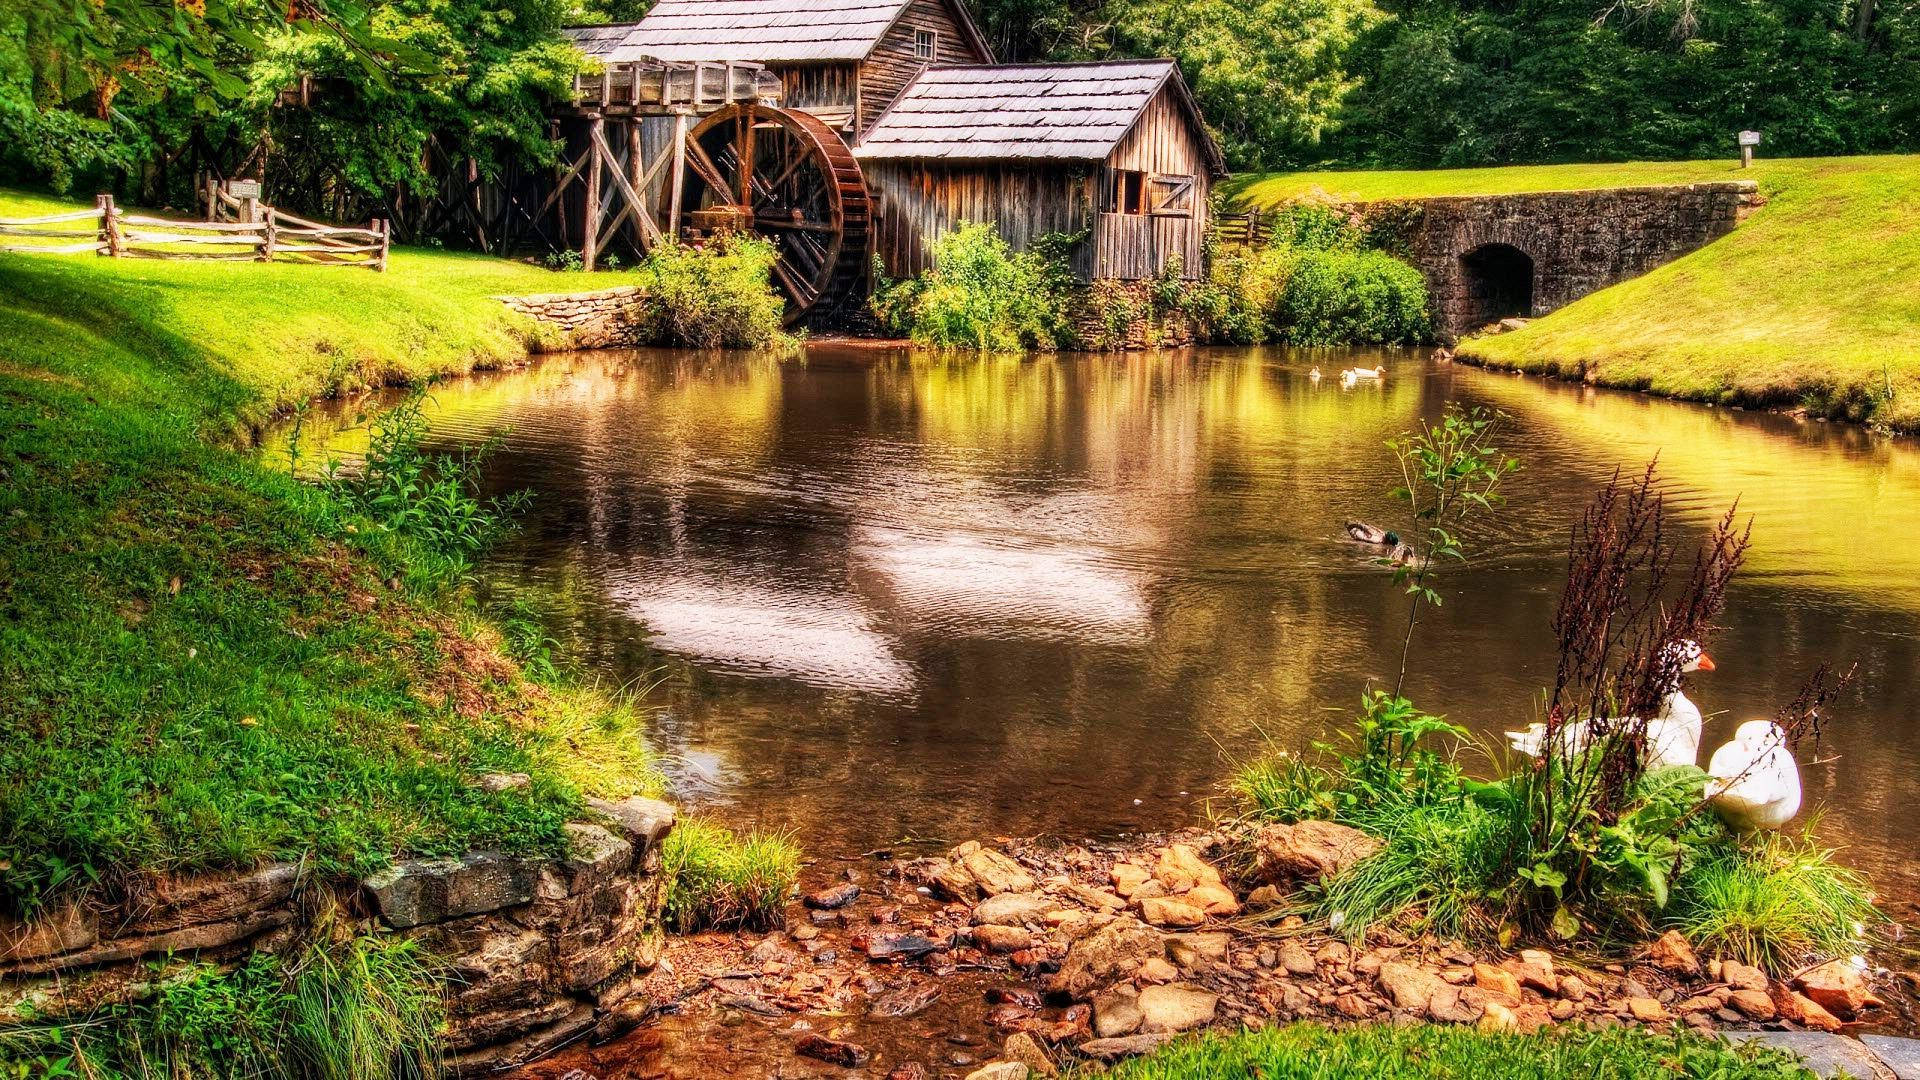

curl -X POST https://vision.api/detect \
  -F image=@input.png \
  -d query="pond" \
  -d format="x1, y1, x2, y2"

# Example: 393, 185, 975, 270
286, 345, 1920, 905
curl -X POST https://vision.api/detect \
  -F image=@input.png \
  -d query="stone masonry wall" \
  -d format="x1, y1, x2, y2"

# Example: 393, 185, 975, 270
1354, 181, 1760, 339
0, 795, 676, 1071
499, 286, 652, 350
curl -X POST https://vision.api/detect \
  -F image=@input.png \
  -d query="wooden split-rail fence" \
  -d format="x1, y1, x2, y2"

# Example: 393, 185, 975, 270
0, 193, 389, 270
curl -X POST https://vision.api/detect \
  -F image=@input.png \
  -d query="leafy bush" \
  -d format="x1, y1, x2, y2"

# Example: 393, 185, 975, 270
1186, 244, 1302, 344
871, 221, 1072, 351
627, 236, 794, 350
1670, 831, 1880, 971
660, 818, 800, 933
318, 389, 526, 579
1275, 248, 1431, 345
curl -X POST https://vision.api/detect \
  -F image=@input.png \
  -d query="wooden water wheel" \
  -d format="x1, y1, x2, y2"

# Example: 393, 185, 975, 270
679, 104, 872, 325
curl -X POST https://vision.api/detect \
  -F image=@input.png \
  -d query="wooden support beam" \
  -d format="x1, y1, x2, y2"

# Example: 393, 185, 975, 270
582, 116, 604, 270
589, 123, 662, 250
626, 121, 646, 252
668, 112, 689, 241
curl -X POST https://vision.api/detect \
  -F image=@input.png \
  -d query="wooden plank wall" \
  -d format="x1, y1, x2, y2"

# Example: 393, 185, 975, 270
780, 64, 860, 130
858, 0, 990, 134
1094, 86, 1211, 279
866, 162, 1096, 280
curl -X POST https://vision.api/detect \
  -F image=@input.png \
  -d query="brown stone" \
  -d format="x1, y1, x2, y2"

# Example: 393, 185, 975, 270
1794, 959, 1881, 1017
1136, 983, 1218, 1033
796, 1034, 871, 1068
1728, 989, 1776, 1020
1138, 896, 1206, 928
1473, 962, 1521, 1001
1335, 992, 1377, 1018
1093, 984, 1143, 1037
1002, 1032, 1057, 1078
1110, 864, 1151, 897
0, 904, 99, 966
933, 845, 1037, 901
1627, 997, 1670, 1022
1253, 820, 1381, 883
1377, 962, 1446, 1014
1135, 957, 1179, 984
1429, 983, 1489, 1024
1060, 883, 1127, 912
1186, 884, 1240, 915
1648, 930, 1701, 977
1056, 919, 1163, 998
1277, 939, 1317, 976
1720, 960, 1768, 992
973, 892, 1052, 927
973, 925, 1034, 954
1076, 1034, 1176, 1061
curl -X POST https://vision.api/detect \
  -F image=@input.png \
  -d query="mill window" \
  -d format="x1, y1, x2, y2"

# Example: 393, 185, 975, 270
1109, 169, 1146, 215
914, 29, 938, 59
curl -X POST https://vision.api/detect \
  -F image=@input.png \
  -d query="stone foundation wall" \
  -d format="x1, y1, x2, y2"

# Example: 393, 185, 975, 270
1068, 281, 1199, 351
498, 286, 652, 349
0, 795, 676, 1071
1358, 181, 1760, 338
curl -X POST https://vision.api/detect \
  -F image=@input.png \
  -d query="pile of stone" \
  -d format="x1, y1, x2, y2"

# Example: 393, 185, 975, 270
657, 823, 1894, 1080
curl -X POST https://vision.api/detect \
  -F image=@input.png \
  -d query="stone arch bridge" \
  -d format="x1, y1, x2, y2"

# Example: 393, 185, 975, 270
1237, 181, 1760, 339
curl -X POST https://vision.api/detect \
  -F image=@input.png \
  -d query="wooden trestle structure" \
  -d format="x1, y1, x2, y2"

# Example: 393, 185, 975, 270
531, 59, 873, 324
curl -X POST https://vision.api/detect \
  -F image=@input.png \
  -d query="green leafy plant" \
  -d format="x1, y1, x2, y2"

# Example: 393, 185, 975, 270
321, 389, 528, 579
542, 249, 586, 272
870, 221, 1073, 351
1381, 405, 1519, 692
1275, 248, 1431, 345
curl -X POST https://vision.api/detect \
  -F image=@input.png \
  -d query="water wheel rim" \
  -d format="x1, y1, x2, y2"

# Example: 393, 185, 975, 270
684, 104, 870, 325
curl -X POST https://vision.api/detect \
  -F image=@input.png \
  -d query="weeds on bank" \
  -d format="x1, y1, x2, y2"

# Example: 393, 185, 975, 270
1081, 1020, 1819, 1079
661, 818, 800, 933
0, 935, 443, 1080
1231, 414, 1876, 969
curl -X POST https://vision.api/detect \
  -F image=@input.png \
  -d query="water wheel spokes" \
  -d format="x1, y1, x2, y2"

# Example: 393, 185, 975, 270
680, 104, 871, 325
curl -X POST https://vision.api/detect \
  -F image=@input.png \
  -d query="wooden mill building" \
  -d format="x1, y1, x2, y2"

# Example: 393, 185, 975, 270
545, 0, 1226, 321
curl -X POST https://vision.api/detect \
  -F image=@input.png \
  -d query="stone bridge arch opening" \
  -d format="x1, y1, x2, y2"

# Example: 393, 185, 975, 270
1458, 243, 1534, 327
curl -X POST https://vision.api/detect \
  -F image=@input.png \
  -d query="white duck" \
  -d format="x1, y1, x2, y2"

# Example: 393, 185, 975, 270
1341, 365, 1386, 382
1505, 640, 1713, 767
1309, 366, 1323, 382
1706, 720, 1802, 831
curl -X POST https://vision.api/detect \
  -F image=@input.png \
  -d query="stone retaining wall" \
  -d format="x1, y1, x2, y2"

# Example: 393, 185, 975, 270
498, 286, 652, 349
1068, 281, 1199, 351
0, 795, 676, 1070
1362, 181, 1761, 338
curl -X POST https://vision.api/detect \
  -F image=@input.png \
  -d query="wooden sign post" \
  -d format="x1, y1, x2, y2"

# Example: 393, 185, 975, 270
1738, 130, 1761, 168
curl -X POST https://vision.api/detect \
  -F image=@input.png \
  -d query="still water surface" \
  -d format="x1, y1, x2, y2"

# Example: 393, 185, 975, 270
292, 346, 1920, 900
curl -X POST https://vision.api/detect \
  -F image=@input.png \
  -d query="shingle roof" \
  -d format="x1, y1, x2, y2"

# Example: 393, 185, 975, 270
852, 61, 1226, 174
567, 0, 923, 63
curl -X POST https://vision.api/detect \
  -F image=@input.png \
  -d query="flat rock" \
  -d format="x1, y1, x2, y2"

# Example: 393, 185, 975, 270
1077, 1033, 1175, 1062
1093, 984, 1143, 1037
1377, 962, 1445, 1014
1627, 997, 1670, 1022
974, 892, 1053, 927
584, 795, 677, 851
1002, 1032, 1058, 1078
796, 1034, 871, 1067
1277, 939, 1317, 976
866, 933, 943, 961
1110, 864, 1151, 897
1729, 1032, 1885, 1078
1056, 920, 1163, 998
1429, 983, 1488, 1024
1186, 884, 1240, 915
1473, 962, 1520, 1001
973, 925, 1034, 953
1138, 896, 1205, 928
1252, 820, 1380, 883
365, 853, 542, 929
804, 883, 862, 910
124, 864, 300, 935
1860, 1035, 1920, 1080
1728, 988, 1775, 1020
1795, 959, 1882, 1017
0, 904, 99, 965
963, 1065, 1027, 1080
1721, 959, 1768, 992
1137, 983, 1218, 1033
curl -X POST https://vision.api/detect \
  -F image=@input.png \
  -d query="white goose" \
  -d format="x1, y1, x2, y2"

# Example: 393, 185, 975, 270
1505, 640, 1713, 767
1706, 720, 1802, 831
1340, 365, 1386, 386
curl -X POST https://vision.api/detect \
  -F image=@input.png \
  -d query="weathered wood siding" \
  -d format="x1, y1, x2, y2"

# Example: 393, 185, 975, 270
1093, 86, 1211, 279
779, 63, 860, 129
866, 162, 1096, 280
857, 0, 989, 134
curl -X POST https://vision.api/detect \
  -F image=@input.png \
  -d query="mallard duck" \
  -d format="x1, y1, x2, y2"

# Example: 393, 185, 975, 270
1346, 521, 1399, 546
1706, 720, 1802, 831
1506, 640, 1714, 767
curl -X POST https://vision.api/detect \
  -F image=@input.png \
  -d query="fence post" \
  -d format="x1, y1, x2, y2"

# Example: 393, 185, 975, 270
260, 206, 276, 263
376, 218, 390, 271
96, 194, 123, 257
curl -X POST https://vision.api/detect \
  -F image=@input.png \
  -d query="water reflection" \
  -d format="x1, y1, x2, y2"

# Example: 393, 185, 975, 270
279, 346, 1920, 900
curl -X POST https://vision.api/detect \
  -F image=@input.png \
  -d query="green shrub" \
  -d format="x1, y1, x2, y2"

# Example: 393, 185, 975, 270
316, 389, 527, 580
627, 236, 794, 350
661, 818, 800, 933
1669, 830, 1881, 972
1085, 1019, 1819, 1079
871, 221, 1072, 351
1275, 248, 1431, 345
1187, 244, 1301, 344
0, 935, 444, 1080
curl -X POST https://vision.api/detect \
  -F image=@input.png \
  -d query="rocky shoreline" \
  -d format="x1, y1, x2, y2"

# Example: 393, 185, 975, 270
508, 825, 1908, 1080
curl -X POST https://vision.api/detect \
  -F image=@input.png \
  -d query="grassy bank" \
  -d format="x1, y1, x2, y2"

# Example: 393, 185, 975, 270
1086, 1022, 1816, 1079
0, 186, 657, 916
1230, 157, 1920, 430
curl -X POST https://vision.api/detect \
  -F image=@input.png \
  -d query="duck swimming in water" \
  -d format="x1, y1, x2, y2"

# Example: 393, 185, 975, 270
1346, 521, 1416, 565
1309, 366, 1323, 381
1706, 720, 1802, 832
1505, 639, 1714, 767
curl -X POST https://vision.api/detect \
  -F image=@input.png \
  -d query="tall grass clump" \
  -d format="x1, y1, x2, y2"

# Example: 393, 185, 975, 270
660, 818, 800, 933
1670, 830, 1881, 971
870, 221, 1073, 351
1275, 249, 1430, 345
0, 934, 443, 1080
626, 235, 795, 349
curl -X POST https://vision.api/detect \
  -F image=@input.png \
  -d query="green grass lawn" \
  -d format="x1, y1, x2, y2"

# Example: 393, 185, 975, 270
1086, 1022, 1819, 1079
1227, 157, 1920, 431
0, 187, 656, 916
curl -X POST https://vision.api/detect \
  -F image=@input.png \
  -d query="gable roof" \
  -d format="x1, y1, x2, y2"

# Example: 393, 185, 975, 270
852, 60, 1228, 175
565, 0, 990, 65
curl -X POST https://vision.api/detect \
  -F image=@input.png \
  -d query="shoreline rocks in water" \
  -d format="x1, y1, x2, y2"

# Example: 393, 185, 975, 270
512, 827, 1903, 1079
